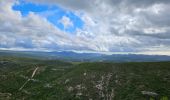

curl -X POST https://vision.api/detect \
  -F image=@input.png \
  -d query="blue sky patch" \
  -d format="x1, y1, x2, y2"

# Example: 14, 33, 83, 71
12, 0, 84, 33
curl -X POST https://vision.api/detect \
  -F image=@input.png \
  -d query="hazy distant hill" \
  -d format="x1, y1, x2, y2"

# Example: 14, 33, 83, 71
1, 50, 170, 62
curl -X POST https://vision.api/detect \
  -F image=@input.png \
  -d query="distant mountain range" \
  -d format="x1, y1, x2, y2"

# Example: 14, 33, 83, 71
1, 50, 170, 62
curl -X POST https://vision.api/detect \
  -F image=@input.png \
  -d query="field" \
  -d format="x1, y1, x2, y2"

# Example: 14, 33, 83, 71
0, 56, 170, 100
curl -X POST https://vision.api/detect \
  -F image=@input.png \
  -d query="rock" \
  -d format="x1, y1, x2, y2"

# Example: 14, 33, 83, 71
76, 92, 82, 96
67, 86, 73, 92
44, 83, 52, 88
0, 92, 12, 100
141, 91, 158, 96
65, 79, 70, 84
83, 72, 87, 76
75, 84, 82, 90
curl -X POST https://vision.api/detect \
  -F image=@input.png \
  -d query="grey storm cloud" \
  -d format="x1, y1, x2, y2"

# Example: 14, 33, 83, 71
27, 0, 170, 12
27, 0, 93, 11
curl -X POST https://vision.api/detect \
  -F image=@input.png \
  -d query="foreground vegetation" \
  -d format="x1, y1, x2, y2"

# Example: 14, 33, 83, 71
0, 56, 170, 100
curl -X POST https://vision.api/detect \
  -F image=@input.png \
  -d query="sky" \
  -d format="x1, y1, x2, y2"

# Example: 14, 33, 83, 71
0, 0, 170, 55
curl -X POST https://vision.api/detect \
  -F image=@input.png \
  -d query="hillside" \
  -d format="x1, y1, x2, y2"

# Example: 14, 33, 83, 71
0, 57, 170, 100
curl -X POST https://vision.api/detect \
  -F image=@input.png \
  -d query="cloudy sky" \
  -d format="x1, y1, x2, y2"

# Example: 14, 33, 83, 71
0, 0, 170, 55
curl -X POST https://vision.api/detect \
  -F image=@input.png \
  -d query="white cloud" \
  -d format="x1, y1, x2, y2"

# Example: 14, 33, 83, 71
59, 16, 73, 29
143, 27, 167, 34
1, 0, 170, 54
73, 0, 170, 52
0, 0, 94, 51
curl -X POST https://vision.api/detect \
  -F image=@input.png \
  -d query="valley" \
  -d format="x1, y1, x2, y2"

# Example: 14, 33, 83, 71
0, 56, 170, 100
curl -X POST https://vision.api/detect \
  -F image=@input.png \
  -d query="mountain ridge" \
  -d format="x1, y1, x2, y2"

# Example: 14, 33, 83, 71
1, 50, 170, 62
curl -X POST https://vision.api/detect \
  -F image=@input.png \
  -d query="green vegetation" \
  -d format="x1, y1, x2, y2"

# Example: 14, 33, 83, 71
0, 56, 170, 100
